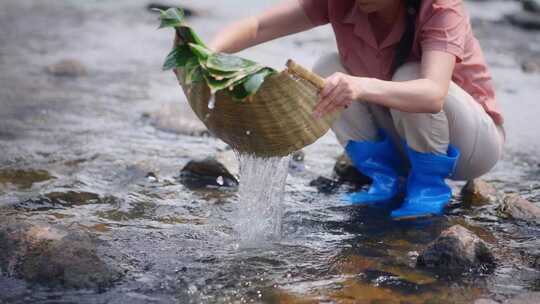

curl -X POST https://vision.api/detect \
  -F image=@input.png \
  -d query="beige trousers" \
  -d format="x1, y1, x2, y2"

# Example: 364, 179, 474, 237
313, 53, 505, 181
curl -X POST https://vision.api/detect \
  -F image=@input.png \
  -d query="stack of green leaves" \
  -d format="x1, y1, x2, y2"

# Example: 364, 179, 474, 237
156, 8, 277, 101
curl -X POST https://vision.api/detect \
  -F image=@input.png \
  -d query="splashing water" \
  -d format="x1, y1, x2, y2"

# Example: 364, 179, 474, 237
233, 153, 290, 247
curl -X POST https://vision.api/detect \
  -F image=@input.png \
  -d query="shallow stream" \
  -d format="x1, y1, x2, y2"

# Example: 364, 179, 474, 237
0, 1, 539, 303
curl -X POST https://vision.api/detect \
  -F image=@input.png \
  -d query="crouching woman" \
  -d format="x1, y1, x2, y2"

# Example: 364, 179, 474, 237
208, 0, 505, 219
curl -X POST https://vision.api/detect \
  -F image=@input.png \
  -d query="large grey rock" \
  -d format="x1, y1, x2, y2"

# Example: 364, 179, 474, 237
0, 218, 121, 289
179, 157, 238, 189
461, 179, 497, 207
497, 194, 540, 224
417, 225, 495, 274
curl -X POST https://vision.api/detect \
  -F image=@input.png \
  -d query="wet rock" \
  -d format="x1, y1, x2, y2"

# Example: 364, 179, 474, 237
309, 176, 340, 194
505, 293, 540, 304
522, 59, 540, 73
216, 150, 239, 177
461, 179, 498, 207
146, 3, 197, 17
518, 247, 540, 270
179, 158, 238, 189
523, 0, 540, 13
333, 153, 371, 185
147, 103, 208, 137
0, 169, 54, 190
358, 269, 434, 294
417, 225, 495, 275
506, 12, 540, 30
0, 218, 121, 289
16, 191, 105, 211
45, 59, 86, 77
292, 150, 305, 162
496, 194, 540, 224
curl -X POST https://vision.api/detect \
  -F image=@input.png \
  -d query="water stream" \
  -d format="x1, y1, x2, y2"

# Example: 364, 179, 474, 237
234, 154, 290, 247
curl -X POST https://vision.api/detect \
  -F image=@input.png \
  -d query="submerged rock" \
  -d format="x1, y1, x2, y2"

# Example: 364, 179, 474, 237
522, 59, 540, 73
179, 158, 238, 189
417, 225, 495, 275
15, 191, 106, 211
309, 176, 340, 194
496, 194, 540, 224
333, 153, 371, 185
45, 59, 86, 77
461, 179, 497, 207
0, 218, 121, 289
523, 0, 540, 13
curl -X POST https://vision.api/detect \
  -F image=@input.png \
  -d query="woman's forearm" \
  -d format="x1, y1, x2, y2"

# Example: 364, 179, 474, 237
361, 77, 448, 114
209, 1, 315, 53
209, 17, 260, 53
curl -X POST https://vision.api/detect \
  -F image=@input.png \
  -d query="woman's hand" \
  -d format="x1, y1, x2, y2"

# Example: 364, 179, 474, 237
313, 73, 365, 118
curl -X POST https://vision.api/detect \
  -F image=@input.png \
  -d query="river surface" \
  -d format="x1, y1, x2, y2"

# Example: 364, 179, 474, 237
0, 0, 539, 303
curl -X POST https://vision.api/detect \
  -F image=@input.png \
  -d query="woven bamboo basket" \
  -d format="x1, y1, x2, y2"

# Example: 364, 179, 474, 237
173, 42, 341, 158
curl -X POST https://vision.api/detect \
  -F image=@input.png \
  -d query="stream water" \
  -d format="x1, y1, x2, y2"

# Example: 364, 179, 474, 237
234, 154, 290, 246
0, 0, 539, 303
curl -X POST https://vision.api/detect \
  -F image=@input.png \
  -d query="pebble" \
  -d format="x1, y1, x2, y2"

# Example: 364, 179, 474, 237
45, 59, 86, 77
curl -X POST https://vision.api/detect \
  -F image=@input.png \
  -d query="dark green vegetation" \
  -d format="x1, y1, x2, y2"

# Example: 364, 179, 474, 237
157, 8, 276, 100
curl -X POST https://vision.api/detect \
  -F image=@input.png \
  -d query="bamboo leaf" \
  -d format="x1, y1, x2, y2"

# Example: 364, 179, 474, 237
206, 53, 260, 72
156, 8, 184, 29
162, 45, 193, 71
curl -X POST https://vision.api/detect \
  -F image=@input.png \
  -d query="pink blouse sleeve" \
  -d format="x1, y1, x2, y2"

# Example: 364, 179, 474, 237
298, 0, 329, 26
419, 0, 468, 61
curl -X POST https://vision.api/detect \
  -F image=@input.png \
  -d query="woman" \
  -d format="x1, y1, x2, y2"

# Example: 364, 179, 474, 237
206, 0, 505, 220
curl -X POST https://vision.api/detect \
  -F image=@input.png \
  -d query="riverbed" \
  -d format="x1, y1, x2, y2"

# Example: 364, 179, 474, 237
0, 0, 539, 303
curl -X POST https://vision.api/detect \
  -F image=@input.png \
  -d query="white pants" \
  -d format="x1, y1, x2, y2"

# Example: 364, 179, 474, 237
313, 53, 505, 181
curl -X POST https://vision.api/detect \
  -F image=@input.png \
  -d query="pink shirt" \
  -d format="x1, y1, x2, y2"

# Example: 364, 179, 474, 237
299, 0, 503, 125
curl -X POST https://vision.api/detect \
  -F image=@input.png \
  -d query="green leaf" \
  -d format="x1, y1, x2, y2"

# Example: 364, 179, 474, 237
185, 66, 205, 85
242, 68, 275, 94
188, 43, 213, 63
157, 8, 184, 29
230, 68, 275, 100
205, 53, 259, 72
177, 27, 207, 47
162, 45, 193, 71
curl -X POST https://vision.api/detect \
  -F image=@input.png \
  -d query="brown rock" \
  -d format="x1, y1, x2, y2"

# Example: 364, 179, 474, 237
45, 59, 86, 77
462, 179, 497, 207
417, 225, 495, 274
0, 218, 121, 289
333, 153, 370, 185
497, 194, 540, 224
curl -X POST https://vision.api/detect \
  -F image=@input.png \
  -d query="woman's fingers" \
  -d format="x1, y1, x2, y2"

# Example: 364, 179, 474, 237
313, 75, 340, 118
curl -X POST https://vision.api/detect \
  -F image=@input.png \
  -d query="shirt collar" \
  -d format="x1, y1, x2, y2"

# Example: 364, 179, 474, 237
343, 3, 407, 50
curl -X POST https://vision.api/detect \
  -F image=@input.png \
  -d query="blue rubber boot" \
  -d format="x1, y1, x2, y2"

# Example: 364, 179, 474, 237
391, 145, 460, 220
342, 130, 403, 206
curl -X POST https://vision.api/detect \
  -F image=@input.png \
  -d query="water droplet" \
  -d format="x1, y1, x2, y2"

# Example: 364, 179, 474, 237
246, 130, 251, 136
216, 176, 224, 186
208, 96, 216, 110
